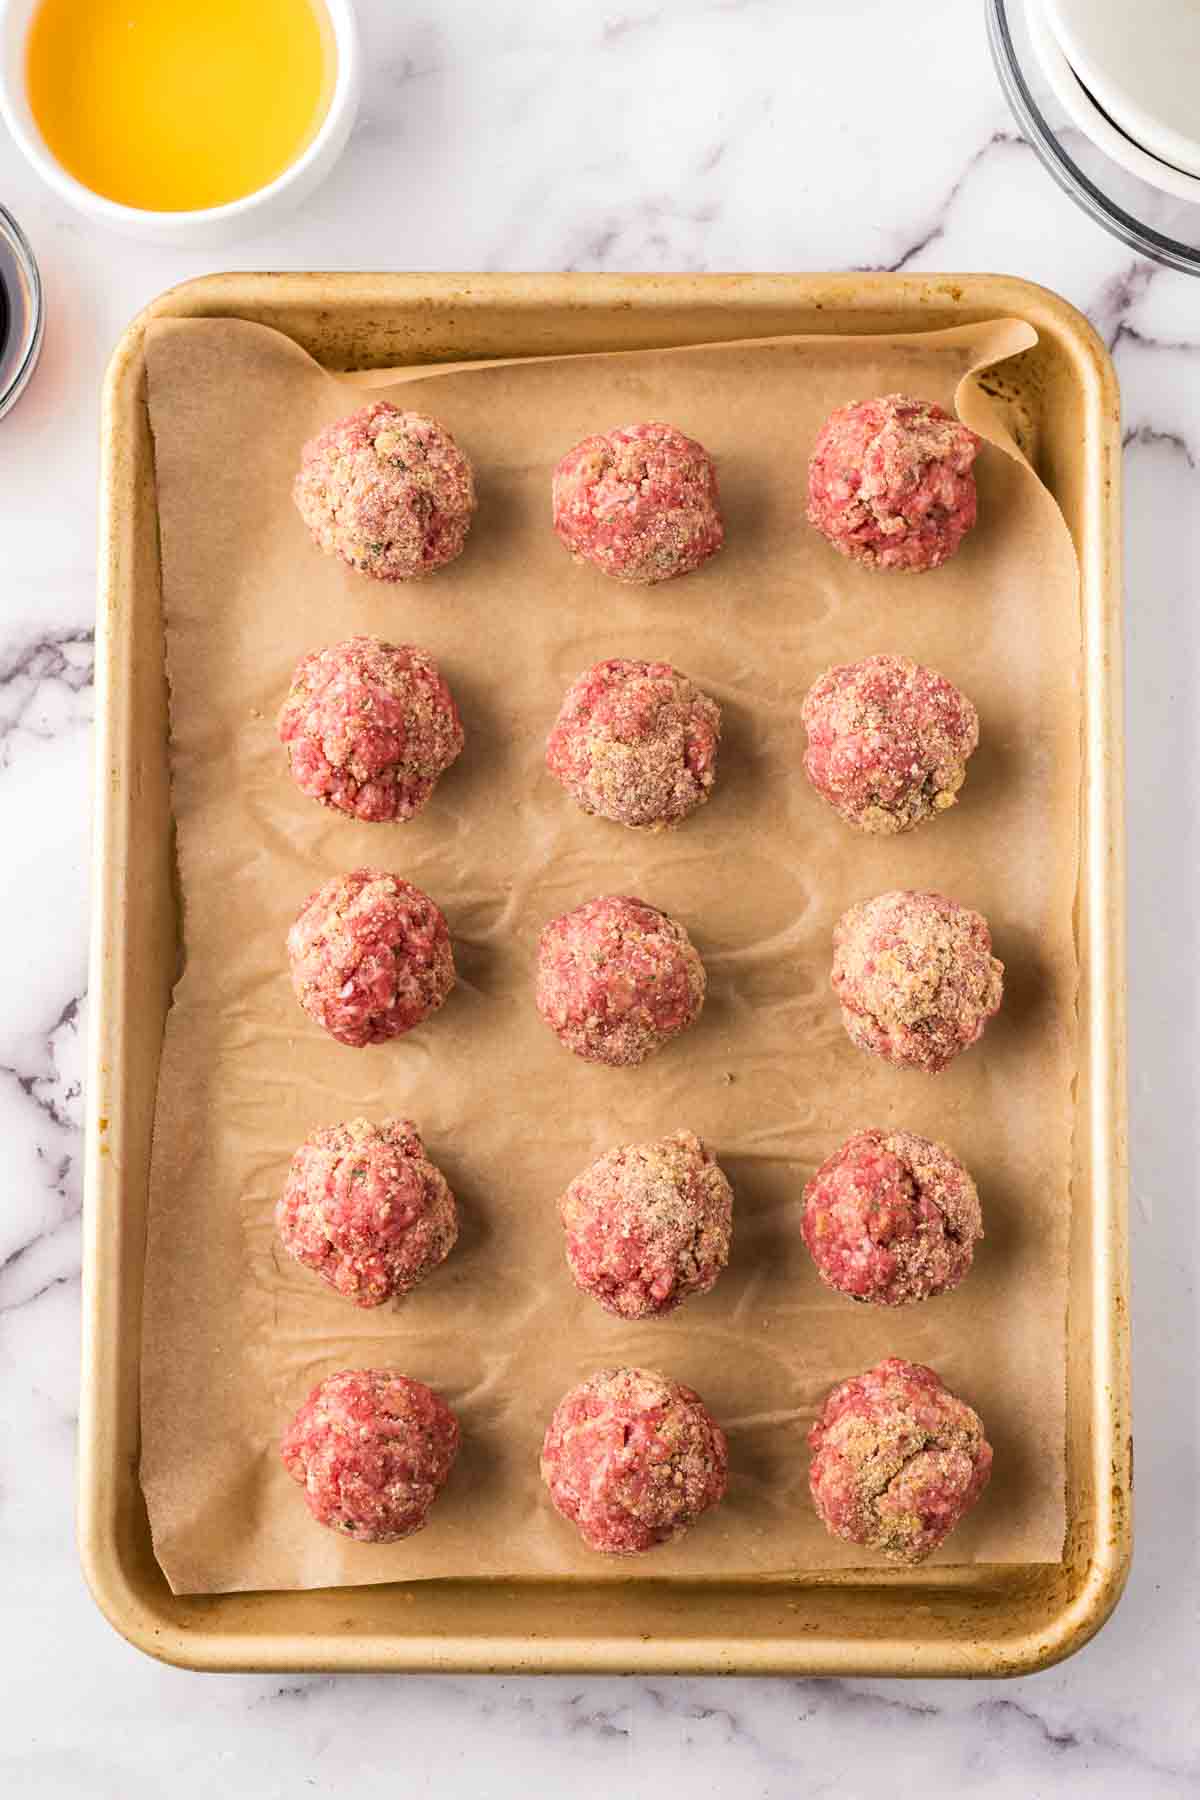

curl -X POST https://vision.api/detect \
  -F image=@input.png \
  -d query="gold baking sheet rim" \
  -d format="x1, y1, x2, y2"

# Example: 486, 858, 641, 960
80, 272, 1130, 1677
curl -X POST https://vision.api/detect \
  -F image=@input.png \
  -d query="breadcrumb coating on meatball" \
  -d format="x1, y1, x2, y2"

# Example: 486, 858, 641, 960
278, 637, 464, 823
546, 657, 721, 830
801, 1128, 982, 1305
552, 421, 723, 583
276, 1117, 458, 1307
559, 1130, 733, 1318
807, 394, 979, 572
808, 1356, 992, 1563
541, 1366, 728, 1554
831, 889, 1003, 1073
294, 402, 476, 581
801, 653, 978, 834
535, 894, 706, 1066
287, 868, 455, 1048
281, 1369, 460, 1543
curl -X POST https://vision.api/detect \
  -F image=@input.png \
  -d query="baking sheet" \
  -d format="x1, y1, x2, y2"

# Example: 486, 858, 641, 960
139, 315, 1079, 1595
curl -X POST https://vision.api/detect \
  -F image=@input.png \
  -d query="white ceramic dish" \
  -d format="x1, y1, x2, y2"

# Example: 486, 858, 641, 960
1045, 0, 1200, 181
1027, 0, 1200, 205
0, 0, 360, 246
989, 0, 1200, 273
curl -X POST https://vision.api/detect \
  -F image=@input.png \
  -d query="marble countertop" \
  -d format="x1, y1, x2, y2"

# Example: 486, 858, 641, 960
1, 1, 1196, 1792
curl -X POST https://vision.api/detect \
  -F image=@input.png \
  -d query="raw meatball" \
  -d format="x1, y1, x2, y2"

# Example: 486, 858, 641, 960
540, 1366, 728, 1554
801, 654, 979, 834
801, 1128, 982, 1305
294, 401, 476, 581
281, 1369, 460, 1543
276, 1117, 458, 1307
831, 889, 1003, 1073
807, 394, 980, 572
278, 637, 464, 823
552, 421, 723, 583
535, 894, 706, 1067
288, 868, 455, 1048
546, 657, 721, 830
808, 1357, 992, 1564
559, 1130, 733, 1319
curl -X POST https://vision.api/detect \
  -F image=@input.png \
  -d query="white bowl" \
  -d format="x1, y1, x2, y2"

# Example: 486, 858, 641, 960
0, 0, 360, 246
1045, 0, 1200, 182
1026, 0, 1200, 205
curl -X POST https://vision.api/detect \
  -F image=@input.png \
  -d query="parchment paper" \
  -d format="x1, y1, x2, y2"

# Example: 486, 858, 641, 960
140, 315, 1080, 1595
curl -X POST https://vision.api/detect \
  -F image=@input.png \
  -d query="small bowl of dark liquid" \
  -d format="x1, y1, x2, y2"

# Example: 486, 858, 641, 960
0, 203, 43, 420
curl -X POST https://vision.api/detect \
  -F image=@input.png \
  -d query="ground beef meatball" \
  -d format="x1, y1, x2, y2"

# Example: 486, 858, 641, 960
801, 654, 979, 834
559, 1130, 733, 1319
281, 1369, 460, 1543
831, 889, 1003, 1073
293, 402, 476, 581
276, 1117, 458, 1307
541, 1366, 728, 1554
808, 1357, 992, 1563
552, 421, 723, 583
807, 394, 980, 572
288, 869, 455, 1048
546, 657, 720, 830
278, 637, 464, 823
535, 894, 706, 1066
801, 1128, 981, 1305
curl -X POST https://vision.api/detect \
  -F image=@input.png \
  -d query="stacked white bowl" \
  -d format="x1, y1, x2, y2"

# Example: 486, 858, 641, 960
1028, 0, 1200, 203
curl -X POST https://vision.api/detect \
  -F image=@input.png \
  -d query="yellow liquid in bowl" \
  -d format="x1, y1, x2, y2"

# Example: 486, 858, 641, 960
26, 0, 335, 212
